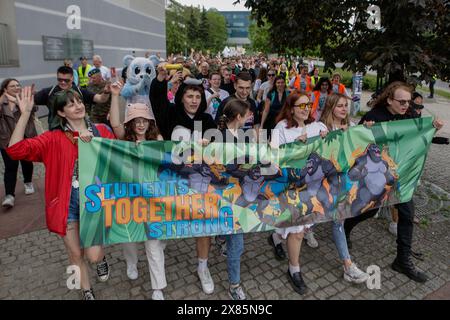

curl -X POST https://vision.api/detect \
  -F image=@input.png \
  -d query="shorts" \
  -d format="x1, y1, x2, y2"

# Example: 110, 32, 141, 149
67, 187, 80, 223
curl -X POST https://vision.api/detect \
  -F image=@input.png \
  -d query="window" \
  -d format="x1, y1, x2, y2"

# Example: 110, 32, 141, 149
0, 23, 9, 65
0, 0, 19, 67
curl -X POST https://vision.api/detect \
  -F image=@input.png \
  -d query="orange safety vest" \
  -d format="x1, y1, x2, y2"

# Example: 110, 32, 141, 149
333, 83, 346, 94
311, 90, 328, 121
294, 75, 312, 92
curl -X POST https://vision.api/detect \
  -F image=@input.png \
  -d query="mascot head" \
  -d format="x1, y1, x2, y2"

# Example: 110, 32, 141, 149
126, 57, 155, 86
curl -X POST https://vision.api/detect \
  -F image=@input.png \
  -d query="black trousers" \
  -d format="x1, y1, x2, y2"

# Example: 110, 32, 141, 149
1, 149, 33, 197
344, 201, 415, 261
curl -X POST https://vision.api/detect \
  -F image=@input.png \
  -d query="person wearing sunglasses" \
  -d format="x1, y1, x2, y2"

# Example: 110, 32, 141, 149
0, 79, 38, 209
268, 92, 328, 295
33, 66, 111, 131
345, 81, 444, 284
256, 71, 276, 106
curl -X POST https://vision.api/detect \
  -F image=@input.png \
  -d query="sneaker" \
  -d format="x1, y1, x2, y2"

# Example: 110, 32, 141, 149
392, 258, 428, 283
304, 230, 318, 248
152, 290, 164, 300
228, 285, 246, 300
2, 195, 15, 209
81, 288, 96, 300
24, 182, 35, 195
389, 222, 398, 236
343, 264, 369, 284
127, 263, 138, 280
96, 257, 110, 282
214, 235, 227, 257
197, 267, 214, 294
287, 270, 308, 295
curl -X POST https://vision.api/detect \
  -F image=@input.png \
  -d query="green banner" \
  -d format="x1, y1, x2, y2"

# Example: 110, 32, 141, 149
79, 118, 435, 248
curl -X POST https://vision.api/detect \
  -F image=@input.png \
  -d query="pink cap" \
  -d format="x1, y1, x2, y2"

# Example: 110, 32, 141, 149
124, 103, 154, 123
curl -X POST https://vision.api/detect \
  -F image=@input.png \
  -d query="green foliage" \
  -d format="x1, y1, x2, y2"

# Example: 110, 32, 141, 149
241, 0, 450, 83
248, 19, 273, 53
166, 3, 228, 55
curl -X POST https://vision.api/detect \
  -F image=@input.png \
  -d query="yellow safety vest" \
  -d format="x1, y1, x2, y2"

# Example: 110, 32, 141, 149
78, 64, 92, 88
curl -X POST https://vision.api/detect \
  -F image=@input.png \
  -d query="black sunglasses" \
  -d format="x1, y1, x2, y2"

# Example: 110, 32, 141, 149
57, 78, 71, 83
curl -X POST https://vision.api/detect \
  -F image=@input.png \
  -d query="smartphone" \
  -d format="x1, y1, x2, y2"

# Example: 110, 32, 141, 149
110, 67, 117, 83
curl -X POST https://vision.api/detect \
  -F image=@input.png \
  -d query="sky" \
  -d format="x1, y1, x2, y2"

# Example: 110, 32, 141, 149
176, 0, 249, 11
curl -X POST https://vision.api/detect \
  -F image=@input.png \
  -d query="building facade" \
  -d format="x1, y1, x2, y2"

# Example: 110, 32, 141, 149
219, 11, 251, 46
0, 0, 166, 90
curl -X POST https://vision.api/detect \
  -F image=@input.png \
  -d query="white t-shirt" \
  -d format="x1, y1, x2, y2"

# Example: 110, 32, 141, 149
204, 88, 229, 119
259, 81, 272, 101
272, 120, 327, 148
271, 120, 328, 238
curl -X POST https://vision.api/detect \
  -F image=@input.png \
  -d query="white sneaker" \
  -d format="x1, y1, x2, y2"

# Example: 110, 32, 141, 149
152, 290, 164, 300
389, 222, 398, 236
2, 195, 15, 208
24, 182, 35, 195
304, 230, 318, 248
127, 264, 138, 280
197, 267, 214, 294
343, 264, 369, 284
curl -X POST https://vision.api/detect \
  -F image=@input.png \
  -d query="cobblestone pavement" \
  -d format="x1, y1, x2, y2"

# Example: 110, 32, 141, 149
0, 94, 449, 300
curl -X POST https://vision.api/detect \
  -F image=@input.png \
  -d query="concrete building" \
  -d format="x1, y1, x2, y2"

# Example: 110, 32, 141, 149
220, 11, 251, 46
0, 0, 166, 89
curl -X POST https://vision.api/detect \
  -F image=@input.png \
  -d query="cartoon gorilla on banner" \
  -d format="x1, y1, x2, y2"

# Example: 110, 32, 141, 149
276, 153, 342, 227
225, 161, 281, 217
158, 148, 229, 193
348, 144, 397, 216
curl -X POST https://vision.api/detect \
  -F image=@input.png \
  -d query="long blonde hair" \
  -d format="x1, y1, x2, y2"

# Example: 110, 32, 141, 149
319, 93, 351, 131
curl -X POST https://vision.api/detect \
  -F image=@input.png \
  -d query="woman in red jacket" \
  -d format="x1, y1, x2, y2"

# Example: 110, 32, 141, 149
7, 86, 115, 300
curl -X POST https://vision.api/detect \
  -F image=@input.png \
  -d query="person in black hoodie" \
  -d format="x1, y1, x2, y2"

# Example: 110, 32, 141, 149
344, 81, 444, 284
150, 65, 217, 295
150, 67, 216, 140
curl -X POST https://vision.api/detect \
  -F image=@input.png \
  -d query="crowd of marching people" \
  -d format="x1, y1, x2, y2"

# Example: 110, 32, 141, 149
0, 50, 445, 300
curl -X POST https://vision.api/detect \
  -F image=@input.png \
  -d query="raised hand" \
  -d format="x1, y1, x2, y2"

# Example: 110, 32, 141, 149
16, 86, 34, 114
110, 81, 123, 96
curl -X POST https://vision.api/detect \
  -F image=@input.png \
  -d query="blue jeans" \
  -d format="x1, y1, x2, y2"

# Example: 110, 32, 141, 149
332, 220, 350, 261
225, 234, 244, 285
67, 187, 80, 223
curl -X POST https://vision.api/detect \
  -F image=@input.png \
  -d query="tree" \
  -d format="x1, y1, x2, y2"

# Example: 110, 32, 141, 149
206, 9, 228, 54
198, 7, 210, 51
240, 0, 450, 83
248, 19, 273, 53
186, 6, 199, 50
166, 1, 187, 55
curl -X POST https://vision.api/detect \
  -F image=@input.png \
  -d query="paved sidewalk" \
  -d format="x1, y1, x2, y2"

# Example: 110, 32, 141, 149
0, 94, 449, 300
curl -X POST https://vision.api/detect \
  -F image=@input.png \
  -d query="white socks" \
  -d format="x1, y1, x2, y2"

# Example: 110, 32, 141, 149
289, 264, 300, 276
198, 258, 208, 272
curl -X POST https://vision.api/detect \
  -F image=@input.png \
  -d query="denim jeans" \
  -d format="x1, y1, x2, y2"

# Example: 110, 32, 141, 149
332, 220, 350, 261
67, 187, 80, 223
225, 233, 244, 285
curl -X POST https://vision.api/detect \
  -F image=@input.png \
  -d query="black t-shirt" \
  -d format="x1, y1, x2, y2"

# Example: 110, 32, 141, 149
359, 104, 410, 124
215, 95, 259, 130
220, 81, 235, 96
